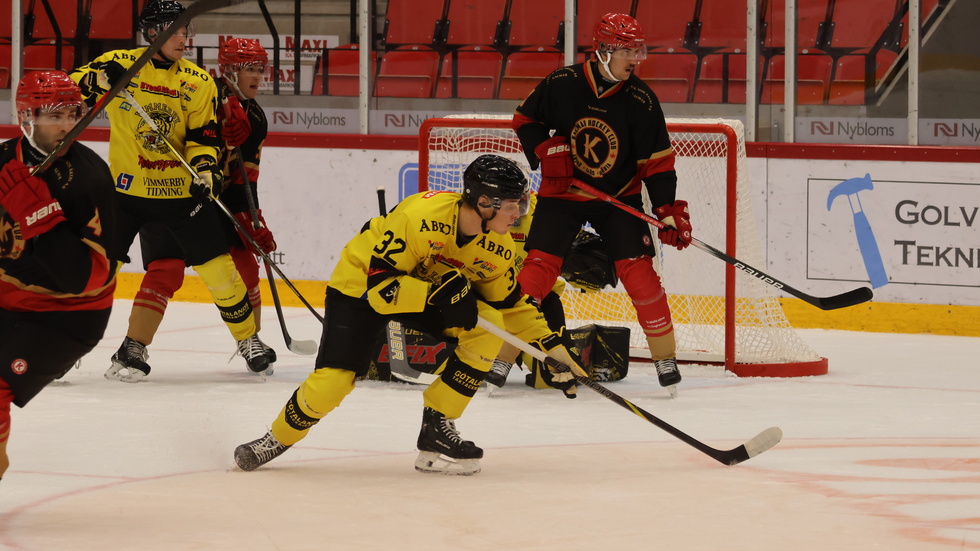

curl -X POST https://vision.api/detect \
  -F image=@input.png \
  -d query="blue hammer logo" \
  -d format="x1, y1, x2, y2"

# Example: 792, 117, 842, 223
827, 174, 889, 288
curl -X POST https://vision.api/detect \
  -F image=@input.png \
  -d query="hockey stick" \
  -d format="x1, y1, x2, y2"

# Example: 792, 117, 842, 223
223, 99, 317, 355
476, 317, 783, 466
569, 180, 873, 310
122, 89, 325, 326
375, 187, 436, 384
32, 0, 250, 175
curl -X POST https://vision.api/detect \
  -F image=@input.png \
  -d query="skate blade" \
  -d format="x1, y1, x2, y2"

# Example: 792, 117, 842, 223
666, 384, 678, 399
414, 451, 481, 476
104, 365, 147, 383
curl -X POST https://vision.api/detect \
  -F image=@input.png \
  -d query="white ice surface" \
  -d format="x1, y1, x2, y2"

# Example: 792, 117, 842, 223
1, 300, 978, 550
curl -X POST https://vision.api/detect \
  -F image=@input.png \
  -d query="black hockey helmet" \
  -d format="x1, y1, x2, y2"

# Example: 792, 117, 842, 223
139, 0, 188, 43
462, 154, 530, 213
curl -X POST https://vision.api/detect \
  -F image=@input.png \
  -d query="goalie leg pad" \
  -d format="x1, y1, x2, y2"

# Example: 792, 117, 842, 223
517, 249, 564, 303
615, 256, 674, 339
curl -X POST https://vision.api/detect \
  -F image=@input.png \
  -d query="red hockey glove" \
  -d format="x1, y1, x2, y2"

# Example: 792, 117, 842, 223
652, 200, 693, 250
0, 159, 66, 241
220, 96, 251, 148
534, 136, 574, 197
233, 210, 277, 254
427, 270, 478, 331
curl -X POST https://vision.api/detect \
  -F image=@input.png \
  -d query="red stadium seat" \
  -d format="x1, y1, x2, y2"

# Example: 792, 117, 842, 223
375, 46, 441, 98
763, 0, 832, 51
634, 0, 698, 52
445, 0, 508, 47
761, 53, 833, 104
825, 0, 900, 51
574, 0, 632, 51
436, 46, 503, 99
635, 52, 697, 103
693, 53, 756, 104
828, 50, 898, 105
24, 43, 75, 72
312, 44, 376, 96
88, 0, 136, 39
0, 67, 9, 89
25, 0, 78, 39
696, 0, 749, 52
383, 0, 447, 47
507, 0, 563, 48
498, 47, 562, 100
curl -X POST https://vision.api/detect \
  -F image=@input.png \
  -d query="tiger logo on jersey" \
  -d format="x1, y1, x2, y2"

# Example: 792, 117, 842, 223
135, 103, 180, 154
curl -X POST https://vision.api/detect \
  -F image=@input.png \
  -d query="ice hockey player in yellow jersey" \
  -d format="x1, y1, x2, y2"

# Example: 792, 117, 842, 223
234, 155, 582, 475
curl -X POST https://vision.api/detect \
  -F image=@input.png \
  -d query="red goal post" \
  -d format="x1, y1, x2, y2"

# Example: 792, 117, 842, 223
419, 115, 827, 377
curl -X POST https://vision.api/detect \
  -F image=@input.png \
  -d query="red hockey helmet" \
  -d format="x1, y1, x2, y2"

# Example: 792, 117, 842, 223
16, 70, 86, 121
592, 13, 646, 55
219, 38, 269, 68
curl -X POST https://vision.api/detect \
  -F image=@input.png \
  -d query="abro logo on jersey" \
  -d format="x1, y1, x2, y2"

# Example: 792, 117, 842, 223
475, 234, 513, 260
419, 219, 452, 234
25, 201, 62, 227
546, 144, 570, 155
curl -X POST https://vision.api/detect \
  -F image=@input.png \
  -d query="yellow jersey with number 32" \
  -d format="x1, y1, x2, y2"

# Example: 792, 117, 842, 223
330, 191, 524, 315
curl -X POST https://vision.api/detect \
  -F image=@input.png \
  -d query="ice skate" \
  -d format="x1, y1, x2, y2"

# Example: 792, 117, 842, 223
236, 334, 275, 375
415, 407, 483, 475
234, 430, 291, 471
105, 337, 151, 383
484, 359, 512, 395
654, 358, 681, 398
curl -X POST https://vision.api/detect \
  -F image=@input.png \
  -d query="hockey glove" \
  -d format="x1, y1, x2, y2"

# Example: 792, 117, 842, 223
233, 210, 277, 255
534, 136, 574, 197
652, 200, 693, 250
0, 159, 66, 241
81, 60, 126, 94
189, 156, 222, 199
220, 96, 251, 148
532, 331, 579, 399
427, 269, 478, 331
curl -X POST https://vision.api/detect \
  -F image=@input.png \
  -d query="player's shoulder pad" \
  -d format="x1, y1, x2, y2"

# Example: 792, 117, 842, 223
626, 77, 659, 112
175, 59, 213, 84
544, 65, 579, 85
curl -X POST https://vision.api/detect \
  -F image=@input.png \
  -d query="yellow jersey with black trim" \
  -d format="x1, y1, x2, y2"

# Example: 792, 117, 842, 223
71, 49, 221, 199
330, 191, 522, 316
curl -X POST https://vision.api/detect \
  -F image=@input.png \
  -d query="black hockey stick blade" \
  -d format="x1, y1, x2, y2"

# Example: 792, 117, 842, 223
385, 320, 437, 384
692, 239, 874, 310
33, 0, 252, 174
570, 371, 782, 466
264, 263, 318, 356
476, 317, 783, 466
568, 180, 873, 312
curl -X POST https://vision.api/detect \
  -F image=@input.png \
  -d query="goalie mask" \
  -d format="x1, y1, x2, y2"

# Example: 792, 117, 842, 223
16, 71, 86, 156
139, 0, 192, 44
462, 154, 531, 232
592, 13, 647, 81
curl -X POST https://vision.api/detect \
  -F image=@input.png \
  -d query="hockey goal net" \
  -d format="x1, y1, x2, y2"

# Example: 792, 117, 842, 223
418, 115, 826, 377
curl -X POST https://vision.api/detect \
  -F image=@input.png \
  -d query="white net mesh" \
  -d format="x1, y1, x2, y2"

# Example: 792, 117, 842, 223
420, 116, 822, 368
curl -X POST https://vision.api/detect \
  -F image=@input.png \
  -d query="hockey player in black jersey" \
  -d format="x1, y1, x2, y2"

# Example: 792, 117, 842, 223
511, 12, 692, 397
0, 71, 118, 479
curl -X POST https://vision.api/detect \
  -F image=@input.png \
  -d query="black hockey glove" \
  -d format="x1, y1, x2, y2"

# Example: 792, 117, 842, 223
81, 60, 126, 94
427, 270, 478, 331
531, 331, 579, 399
189, 156, 222, 199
